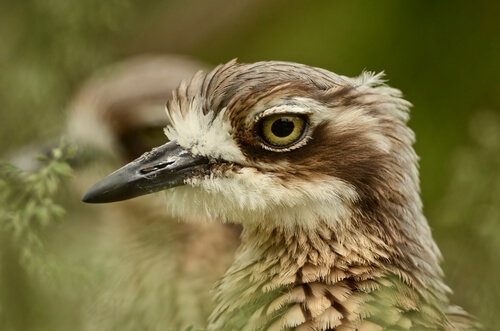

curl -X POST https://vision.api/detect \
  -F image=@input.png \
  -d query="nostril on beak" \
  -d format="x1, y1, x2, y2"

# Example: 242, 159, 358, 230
140, 161, 174, 174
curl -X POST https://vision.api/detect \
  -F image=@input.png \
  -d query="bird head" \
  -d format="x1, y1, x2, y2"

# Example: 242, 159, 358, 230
83, 60, 418, 234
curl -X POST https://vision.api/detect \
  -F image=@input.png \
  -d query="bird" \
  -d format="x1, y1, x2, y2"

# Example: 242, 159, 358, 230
35, 55, 240, 330
83, 59, 483, 330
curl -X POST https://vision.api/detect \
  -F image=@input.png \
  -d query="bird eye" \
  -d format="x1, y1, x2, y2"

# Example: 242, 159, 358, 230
257, 114, 309, 148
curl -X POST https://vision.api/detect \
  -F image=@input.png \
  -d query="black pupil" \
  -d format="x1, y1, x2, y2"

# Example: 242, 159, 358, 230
271, 118, 295, 137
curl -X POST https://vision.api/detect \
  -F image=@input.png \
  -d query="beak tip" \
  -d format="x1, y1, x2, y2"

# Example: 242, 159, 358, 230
81, 188, 103, 204
81, 181, 121, 204
81, 195, 90, 203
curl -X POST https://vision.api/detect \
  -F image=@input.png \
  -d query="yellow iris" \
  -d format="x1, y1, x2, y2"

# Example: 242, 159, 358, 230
259, 114, 307, 147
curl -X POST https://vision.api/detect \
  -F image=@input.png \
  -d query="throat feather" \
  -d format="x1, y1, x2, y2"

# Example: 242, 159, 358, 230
209, 222, 451, 330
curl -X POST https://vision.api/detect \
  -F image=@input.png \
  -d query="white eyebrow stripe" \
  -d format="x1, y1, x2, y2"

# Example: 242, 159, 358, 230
247, 97, 322, 125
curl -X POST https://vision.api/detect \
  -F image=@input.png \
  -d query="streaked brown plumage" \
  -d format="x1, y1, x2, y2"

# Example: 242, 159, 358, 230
83, 60, 483, 330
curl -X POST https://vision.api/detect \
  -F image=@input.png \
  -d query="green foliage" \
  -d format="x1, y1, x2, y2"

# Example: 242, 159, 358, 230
0, 143, 74, 267
0, 143, 74, 330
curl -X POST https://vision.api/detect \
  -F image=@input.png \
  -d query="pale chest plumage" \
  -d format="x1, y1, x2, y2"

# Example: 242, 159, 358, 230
208, 226, 462, 331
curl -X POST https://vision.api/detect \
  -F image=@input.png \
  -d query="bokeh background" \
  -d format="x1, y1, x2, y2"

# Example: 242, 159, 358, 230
0, 0, 499, 329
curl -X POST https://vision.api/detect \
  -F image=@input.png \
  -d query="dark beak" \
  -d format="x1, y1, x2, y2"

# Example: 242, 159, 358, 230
82, 140, 209, 203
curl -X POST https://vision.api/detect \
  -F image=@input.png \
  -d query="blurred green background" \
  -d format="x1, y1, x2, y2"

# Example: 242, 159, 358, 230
0, 0, 499, 329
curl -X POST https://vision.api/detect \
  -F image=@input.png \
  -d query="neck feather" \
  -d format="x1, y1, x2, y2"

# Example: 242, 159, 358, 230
209, 213, 453, 330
